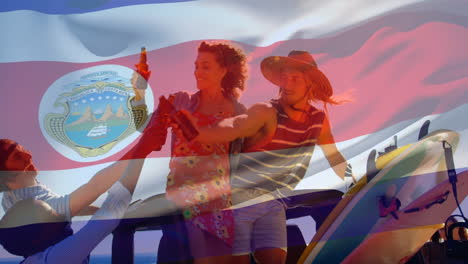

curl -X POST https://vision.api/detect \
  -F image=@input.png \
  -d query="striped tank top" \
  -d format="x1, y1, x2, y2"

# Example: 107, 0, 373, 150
231, 100, 325, 195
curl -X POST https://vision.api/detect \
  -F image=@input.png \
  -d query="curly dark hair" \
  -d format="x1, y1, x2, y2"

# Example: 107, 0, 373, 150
198, 41, 248, 99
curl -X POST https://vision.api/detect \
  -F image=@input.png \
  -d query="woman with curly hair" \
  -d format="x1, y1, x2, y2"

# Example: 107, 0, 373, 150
144, 41, 248, 263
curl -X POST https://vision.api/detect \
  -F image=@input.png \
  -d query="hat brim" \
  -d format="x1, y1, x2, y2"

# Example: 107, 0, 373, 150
261, 56, 331, 89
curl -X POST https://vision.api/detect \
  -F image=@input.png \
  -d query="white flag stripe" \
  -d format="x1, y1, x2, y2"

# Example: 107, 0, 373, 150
297, 103, 468, 192
2, 103, 467, 219
1, 0, 466, 63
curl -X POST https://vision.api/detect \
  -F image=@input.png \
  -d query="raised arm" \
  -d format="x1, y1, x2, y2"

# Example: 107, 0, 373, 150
67, 109, 168, 217
196, 102, 277, 143
68, 155, 135, 217
37, 126, 153, 264
318, 117, 356, 183
38, 155, 147, 264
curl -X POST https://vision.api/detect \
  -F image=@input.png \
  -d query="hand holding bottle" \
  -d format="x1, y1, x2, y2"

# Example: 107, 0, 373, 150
132, 47, 151, 101
135, 47, 151, 81
158, 96, 199, 142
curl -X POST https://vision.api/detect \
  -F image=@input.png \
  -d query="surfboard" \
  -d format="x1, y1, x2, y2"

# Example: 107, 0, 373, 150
342, 170, 468, 264
298, 129, 460, 264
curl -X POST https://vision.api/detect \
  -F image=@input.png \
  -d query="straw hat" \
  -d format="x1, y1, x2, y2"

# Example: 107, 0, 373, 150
260, 51, 333, 100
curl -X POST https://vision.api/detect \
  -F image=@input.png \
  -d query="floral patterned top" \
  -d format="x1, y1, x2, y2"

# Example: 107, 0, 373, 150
166, 110, 234, 245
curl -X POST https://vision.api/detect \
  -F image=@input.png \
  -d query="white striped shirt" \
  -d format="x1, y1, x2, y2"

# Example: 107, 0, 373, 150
232, 101, 325, 195
2, 183, 71, 221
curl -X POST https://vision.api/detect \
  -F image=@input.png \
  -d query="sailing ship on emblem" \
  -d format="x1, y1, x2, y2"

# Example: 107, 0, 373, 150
86, 124, 109, 139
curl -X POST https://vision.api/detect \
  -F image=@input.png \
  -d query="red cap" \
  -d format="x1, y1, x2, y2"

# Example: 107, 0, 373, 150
0, 139, 17, 171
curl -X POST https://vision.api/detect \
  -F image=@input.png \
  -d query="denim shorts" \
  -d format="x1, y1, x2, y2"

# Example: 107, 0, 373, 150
232, 189, 287, 255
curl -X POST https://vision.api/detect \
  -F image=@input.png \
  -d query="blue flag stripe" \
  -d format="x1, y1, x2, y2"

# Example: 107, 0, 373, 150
0, 0, 195, 15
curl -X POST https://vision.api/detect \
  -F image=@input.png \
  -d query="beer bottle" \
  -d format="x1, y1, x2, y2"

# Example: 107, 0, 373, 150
135, 47, 151, 81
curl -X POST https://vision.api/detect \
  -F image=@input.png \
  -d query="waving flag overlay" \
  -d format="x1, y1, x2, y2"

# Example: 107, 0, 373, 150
1, 0, 468, 261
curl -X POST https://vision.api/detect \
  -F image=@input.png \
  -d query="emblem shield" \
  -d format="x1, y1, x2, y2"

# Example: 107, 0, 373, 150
39, 65, 155, 162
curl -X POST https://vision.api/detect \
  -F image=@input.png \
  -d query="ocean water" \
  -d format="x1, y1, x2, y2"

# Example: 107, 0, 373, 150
90, 254, 157, 264
0, 254, 157, 264
0, 260, 19, 264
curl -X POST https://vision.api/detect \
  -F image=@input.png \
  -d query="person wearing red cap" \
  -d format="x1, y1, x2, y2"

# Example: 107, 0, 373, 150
194, 50, 356, 264
0, 109, 168, 263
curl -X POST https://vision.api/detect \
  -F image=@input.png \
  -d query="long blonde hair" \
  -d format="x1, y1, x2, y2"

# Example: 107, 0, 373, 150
303, 69, 350, 111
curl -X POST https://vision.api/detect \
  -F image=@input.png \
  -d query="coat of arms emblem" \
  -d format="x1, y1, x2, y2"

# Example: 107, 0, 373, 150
39, 65, 154, 162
